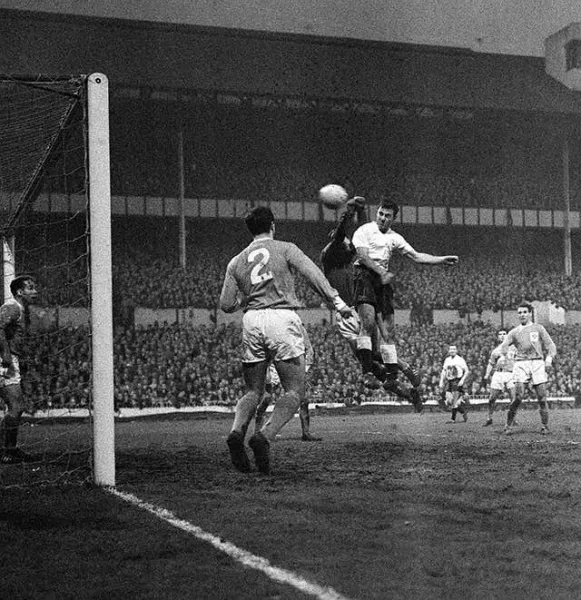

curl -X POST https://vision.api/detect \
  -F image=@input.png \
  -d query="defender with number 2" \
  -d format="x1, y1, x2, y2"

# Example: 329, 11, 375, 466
220, 206, 351, 474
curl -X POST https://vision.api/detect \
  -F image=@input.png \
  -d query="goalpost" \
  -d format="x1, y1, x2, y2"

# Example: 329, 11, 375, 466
0, 73, 114, 487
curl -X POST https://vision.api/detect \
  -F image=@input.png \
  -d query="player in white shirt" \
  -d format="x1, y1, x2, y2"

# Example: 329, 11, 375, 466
483, 329, 516, 427
439, 345, 470, 423
351, 198, 458, 389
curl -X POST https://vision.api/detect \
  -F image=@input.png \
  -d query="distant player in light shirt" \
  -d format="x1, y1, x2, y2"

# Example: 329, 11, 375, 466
220, 206, 351, 474
351, 198, 458, 388
499, 302, 557, 435
483, 329, 516, 427
438, 345, 470, 423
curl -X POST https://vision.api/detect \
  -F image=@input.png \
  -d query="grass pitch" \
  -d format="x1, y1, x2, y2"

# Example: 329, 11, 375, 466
2, 407, 581, 599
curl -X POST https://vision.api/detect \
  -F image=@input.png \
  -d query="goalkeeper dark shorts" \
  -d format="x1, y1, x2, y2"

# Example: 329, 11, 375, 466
353, 266, 394, 317
443, 378, 463, 394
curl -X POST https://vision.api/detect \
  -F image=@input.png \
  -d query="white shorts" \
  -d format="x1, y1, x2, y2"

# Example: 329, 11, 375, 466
512, 360, 547, 386
490, 371, 515, 391
335, 310, 360, 342
0, 355, 21, 387
242, 309, 305, 364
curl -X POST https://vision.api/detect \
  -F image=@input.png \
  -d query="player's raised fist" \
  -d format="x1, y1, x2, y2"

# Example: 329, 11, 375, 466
346, 196, 366, 209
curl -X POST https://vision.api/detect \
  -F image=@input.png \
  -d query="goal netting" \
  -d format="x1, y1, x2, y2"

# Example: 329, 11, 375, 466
0, 74, 114, 488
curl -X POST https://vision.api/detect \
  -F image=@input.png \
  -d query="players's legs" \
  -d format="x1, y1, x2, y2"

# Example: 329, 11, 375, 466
484, 389, 501, 426
449, 391, 459, 421
375, 313, 399, 379
249, 355, 305, 474
450, 390, 467, 422
0, 384, 28, 462
227, 361, 267, 473
232, 361, 267, 436
298, 376, 321, 441
398, 358, 421, 388
505, 382, 524, 433
298, 398, 321, 441
260, 355, 305, 442
534, 383, 550, 433
356, 303, 382, 388
254, 392, 272, 434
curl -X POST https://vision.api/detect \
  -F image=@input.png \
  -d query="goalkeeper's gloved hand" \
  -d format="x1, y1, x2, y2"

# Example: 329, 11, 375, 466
346, 196, 366, 209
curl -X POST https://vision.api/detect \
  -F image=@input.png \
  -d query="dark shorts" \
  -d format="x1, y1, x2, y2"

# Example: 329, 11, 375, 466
443, 378, 463, 394
353, 266, 394, 317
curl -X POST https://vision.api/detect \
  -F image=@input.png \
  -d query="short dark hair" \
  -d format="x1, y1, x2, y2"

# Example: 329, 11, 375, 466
245, 206, 274, 236
518, 302, 534, 314
10, 275, 35, 296
379, 197, 399, 218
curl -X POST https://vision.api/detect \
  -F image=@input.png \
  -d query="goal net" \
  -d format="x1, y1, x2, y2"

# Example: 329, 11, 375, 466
0, 74, 114, 488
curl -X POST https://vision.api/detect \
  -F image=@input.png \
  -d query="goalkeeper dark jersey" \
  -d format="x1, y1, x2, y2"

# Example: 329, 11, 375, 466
320, 204, 365, 307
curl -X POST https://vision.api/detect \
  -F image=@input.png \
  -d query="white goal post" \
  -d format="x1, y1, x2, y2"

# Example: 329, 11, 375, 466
88, 73, 115, 487
0, 72, 115, 487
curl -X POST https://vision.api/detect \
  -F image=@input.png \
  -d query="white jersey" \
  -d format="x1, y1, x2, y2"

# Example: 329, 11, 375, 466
351, 222, 414, 270
442, 355, 469, 381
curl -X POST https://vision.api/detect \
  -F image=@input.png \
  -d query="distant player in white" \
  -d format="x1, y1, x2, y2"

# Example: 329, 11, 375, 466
439, 345, 470, 423
351, 198, 458, 388
483, 329, 516, 427
220, 206, 351, 474
499, 302, 557, 435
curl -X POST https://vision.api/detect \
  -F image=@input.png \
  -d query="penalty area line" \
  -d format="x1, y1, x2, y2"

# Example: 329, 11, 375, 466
108, 488, 354, 600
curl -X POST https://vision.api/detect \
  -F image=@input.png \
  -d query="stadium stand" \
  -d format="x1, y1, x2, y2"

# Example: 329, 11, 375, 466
22, 320, 580, 412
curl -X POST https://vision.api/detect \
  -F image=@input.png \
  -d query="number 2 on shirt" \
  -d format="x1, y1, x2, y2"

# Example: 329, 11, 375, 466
248, 248, 274, 285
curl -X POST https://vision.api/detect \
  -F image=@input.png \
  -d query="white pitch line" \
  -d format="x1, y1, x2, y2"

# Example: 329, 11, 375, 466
109, 488, 355, 600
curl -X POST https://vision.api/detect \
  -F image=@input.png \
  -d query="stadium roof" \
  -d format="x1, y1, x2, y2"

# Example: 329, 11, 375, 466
1, 8, 581, 117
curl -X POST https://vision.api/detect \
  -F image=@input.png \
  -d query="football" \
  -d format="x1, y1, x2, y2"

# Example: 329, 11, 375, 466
318, 184, 348, 209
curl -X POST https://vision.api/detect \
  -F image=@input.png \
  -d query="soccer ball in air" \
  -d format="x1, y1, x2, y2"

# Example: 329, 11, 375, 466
318, 184, 348, 209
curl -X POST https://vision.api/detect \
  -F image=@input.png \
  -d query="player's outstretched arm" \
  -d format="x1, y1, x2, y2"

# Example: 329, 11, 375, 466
407, 250, 459, 266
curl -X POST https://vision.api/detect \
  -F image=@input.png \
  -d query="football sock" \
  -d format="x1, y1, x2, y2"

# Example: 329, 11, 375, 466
356, 349, 374, 373
371, 361, 388, 382
232, 391, 261, 435
299, 402, 310, 436
540, 406, 549, 426
451, 409, 457, 421
400, 364, 420, 387
3, 414, 19, 449
383, 379, 411, 400
261, 390, 301, 442
356, 336, 373, 372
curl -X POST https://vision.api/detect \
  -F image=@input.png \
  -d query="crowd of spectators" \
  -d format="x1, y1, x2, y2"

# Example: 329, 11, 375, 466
104, 217, 581, 313
21, 320, 581, 413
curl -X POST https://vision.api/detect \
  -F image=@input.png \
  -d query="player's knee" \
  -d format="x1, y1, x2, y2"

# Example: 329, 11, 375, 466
241, 390, 262, 409
278, 389, 301, 411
